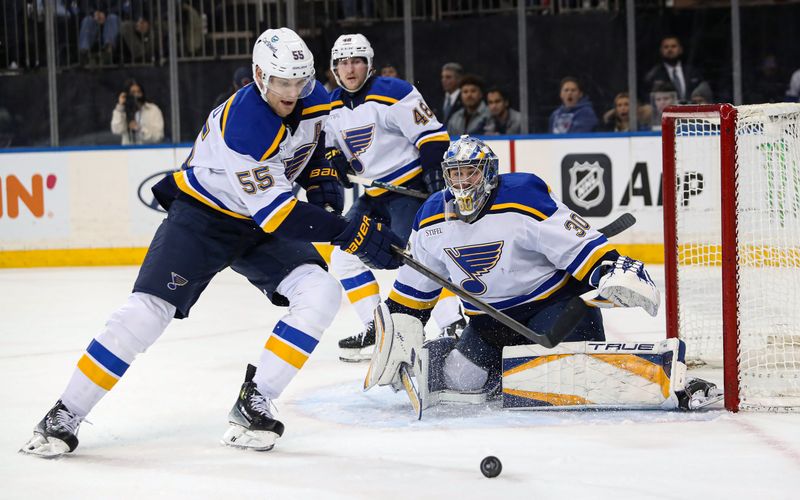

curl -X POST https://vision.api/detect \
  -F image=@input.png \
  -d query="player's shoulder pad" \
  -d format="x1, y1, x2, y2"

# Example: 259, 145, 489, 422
329, 87, 344, 110
221, 84, 286, 162
413, 190, 451, 231
365, 76, 414, 106
488, 173, 558, 222
300, 82, 332, 120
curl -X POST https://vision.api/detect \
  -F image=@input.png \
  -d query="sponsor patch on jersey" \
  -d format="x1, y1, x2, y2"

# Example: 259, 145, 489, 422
444, 241, 504, 295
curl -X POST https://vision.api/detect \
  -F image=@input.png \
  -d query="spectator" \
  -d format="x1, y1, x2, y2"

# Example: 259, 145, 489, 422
600, 92, 652, 132
78, 1, 120, 66
484, 87, 522, 135
650, 81, 678, 131
690, 81, 713, 105
788, 68, 800, 102
380, 63, 399, 79
747, 55, 787, 104
441, 62, 464, 124
213, 66, 252, 108
447, 74, 491, 136
120, 14, 157, 63
548, 76, 598, 134
111, 79, 164, 145
643, 35, 705, 104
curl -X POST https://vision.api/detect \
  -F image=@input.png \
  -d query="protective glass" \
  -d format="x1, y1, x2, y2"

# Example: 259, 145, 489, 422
267, 73, 316, 100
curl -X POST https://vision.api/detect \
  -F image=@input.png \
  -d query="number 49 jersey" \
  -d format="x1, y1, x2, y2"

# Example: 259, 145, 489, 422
175, 82, 331, 233
325, 76, 450, 197
389, 173, 616, 315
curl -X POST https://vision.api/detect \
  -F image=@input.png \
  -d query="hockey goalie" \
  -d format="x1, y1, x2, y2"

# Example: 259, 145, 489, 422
363, 135, 722, 417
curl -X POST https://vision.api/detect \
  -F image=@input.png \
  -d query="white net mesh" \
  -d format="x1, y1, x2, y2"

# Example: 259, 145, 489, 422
672, 103, 800, 410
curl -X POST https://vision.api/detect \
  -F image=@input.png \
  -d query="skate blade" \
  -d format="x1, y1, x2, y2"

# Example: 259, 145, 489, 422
19, 434, 71, 458
221, 424, 278, 452
338, 347, 373, 363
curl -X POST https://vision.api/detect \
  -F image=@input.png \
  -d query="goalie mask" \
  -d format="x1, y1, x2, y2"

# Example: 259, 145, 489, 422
252, 28, 316, 102
330, 33, 374, 93
442, 135, 499, 223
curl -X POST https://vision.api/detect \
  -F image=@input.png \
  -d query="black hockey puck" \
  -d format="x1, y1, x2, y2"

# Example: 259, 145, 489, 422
480, 456, 502, 478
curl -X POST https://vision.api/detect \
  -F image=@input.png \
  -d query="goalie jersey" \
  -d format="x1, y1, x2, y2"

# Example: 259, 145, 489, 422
175, 81, 331, 234
389, 173, 616, 316
325, 76, 450, 196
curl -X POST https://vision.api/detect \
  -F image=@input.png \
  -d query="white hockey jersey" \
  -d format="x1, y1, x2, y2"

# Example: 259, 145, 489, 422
175, 81, 330, 232
325, 76, 450, 197
389, 173, 615, 315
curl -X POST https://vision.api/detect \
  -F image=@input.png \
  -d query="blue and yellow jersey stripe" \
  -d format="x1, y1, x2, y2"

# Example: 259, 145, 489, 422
77, 339, 130, 391
365, 158, 422, 197
566, 236, 612, 281
462, 270, 570, 315
488, 202, 550, 221
253, 191, 298, 233
413, 190, 450, 231
389, 281, 441, 310
330, 99, 345, 110
264, 320, 319, 370
173, 168, 249, 220
415, 127, 450, 149
490, 173, 558, 221
260, 124, 287, 162
341, 270, 380, 303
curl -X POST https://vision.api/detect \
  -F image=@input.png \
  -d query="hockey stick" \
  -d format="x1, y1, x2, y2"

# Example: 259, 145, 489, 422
347, 174, 429, 200
390, 213, 637, 348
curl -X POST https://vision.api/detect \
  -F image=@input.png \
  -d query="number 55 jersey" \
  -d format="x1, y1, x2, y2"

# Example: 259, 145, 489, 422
175, 81, 332, 236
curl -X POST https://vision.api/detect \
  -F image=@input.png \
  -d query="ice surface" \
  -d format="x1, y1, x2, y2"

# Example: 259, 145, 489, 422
1, 266, 799, 499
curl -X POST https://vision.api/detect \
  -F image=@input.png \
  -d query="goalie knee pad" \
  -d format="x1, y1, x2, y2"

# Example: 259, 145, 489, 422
422, 337, 457, 392
443, 349, 489, 393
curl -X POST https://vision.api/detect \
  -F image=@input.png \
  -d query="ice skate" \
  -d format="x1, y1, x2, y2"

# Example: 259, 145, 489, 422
222, 364, 284, 451
20, 400, 82, 458
338, 321, 376, 362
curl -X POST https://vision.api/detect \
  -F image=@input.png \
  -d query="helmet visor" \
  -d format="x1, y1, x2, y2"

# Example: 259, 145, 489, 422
267, 74, 316, 100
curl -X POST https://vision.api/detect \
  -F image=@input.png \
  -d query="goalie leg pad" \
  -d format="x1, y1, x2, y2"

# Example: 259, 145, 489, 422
363, 303, 424, 391
502, 339, 687, 410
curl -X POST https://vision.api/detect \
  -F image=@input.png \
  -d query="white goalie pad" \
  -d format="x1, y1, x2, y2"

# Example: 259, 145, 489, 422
363, 303, 425, 391
501, 339, 687, 410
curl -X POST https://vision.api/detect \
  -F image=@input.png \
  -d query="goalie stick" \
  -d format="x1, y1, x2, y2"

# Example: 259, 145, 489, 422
347, 174, 430, 200
391, 213, 636, 349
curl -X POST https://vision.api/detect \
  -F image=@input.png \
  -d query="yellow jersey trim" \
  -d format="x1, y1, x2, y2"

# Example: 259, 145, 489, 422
220, 95, 236, 137
265, 336, 308, 369
490, 202, 549, 221
173, 172, 249, 220
77, 354, 118, 391
262, 197, 298, 233
417, 132, 451, 148
302, 103, 332, 115
389, 290, 438, 310
260, 124, 286, 162
573, 242, 612, 281
365, 94, 399, 105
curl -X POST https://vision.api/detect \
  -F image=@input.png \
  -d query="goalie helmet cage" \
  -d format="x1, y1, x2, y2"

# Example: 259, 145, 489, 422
662, 103, 800, 412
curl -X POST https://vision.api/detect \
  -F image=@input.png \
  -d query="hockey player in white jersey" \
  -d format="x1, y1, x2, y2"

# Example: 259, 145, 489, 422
365, 136, 722, 412
20, 28, 405, 458
324, 34, 464, 362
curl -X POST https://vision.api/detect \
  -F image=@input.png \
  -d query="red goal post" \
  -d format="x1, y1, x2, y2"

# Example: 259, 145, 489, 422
661, 103, 800, 412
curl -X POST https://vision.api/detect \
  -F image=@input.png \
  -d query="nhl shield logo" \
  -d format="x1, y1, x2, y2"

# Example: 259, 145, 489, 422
569, 161, 605, 210
561, 154, 612, 217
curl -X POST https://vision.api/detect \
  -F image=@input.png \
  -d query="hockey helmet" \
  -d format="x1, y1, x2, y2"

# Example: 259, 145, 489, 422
442, 135, 499, 223
330, 33, 374, 92
252, 28, 316, 102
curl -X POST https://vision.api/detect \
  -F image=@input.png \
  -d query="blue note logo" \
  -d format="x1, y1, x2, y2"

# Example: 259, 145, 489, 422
167, 272, 188, 290
341, 124, 375, 173
444, 241, 504, 295
283, 121, 322, 180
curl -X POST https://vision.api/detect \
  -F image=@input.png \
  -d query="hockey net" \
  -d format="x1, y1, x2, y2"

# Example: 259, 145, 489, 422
662, 103, 800, 412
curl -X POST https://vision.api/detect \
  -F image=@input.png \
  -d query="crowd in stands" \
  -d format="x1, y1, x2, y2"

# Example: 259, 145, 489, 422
436, 35, 800, 136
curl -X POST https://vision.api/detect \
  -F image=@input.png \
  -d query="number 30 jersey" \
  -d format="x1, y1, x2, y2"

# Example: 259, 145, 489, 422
325, 76, 450, 197
389, 173, 616, 315
175, 82, 331, 233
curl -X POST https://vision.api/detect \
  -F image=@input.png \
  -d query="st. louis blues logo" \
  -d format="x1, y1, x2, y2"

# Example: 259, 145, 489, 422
341, 124, 375, 174
444, 241, 504, 295
283, 121, 322, 180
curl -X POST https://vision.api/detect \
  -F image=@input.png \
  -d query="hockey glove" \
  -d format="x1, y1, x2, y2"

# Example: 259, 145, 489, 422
582, 255, 660, 316
325, 148, 354, 188
333, 215, 404, 270
422, 167, 445, 194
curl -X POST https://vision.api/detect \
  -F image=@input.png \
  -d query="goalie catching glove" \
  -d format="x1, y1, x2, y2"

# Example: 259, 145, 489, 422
364, 303, 425, 391
582, 255, 660, 316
